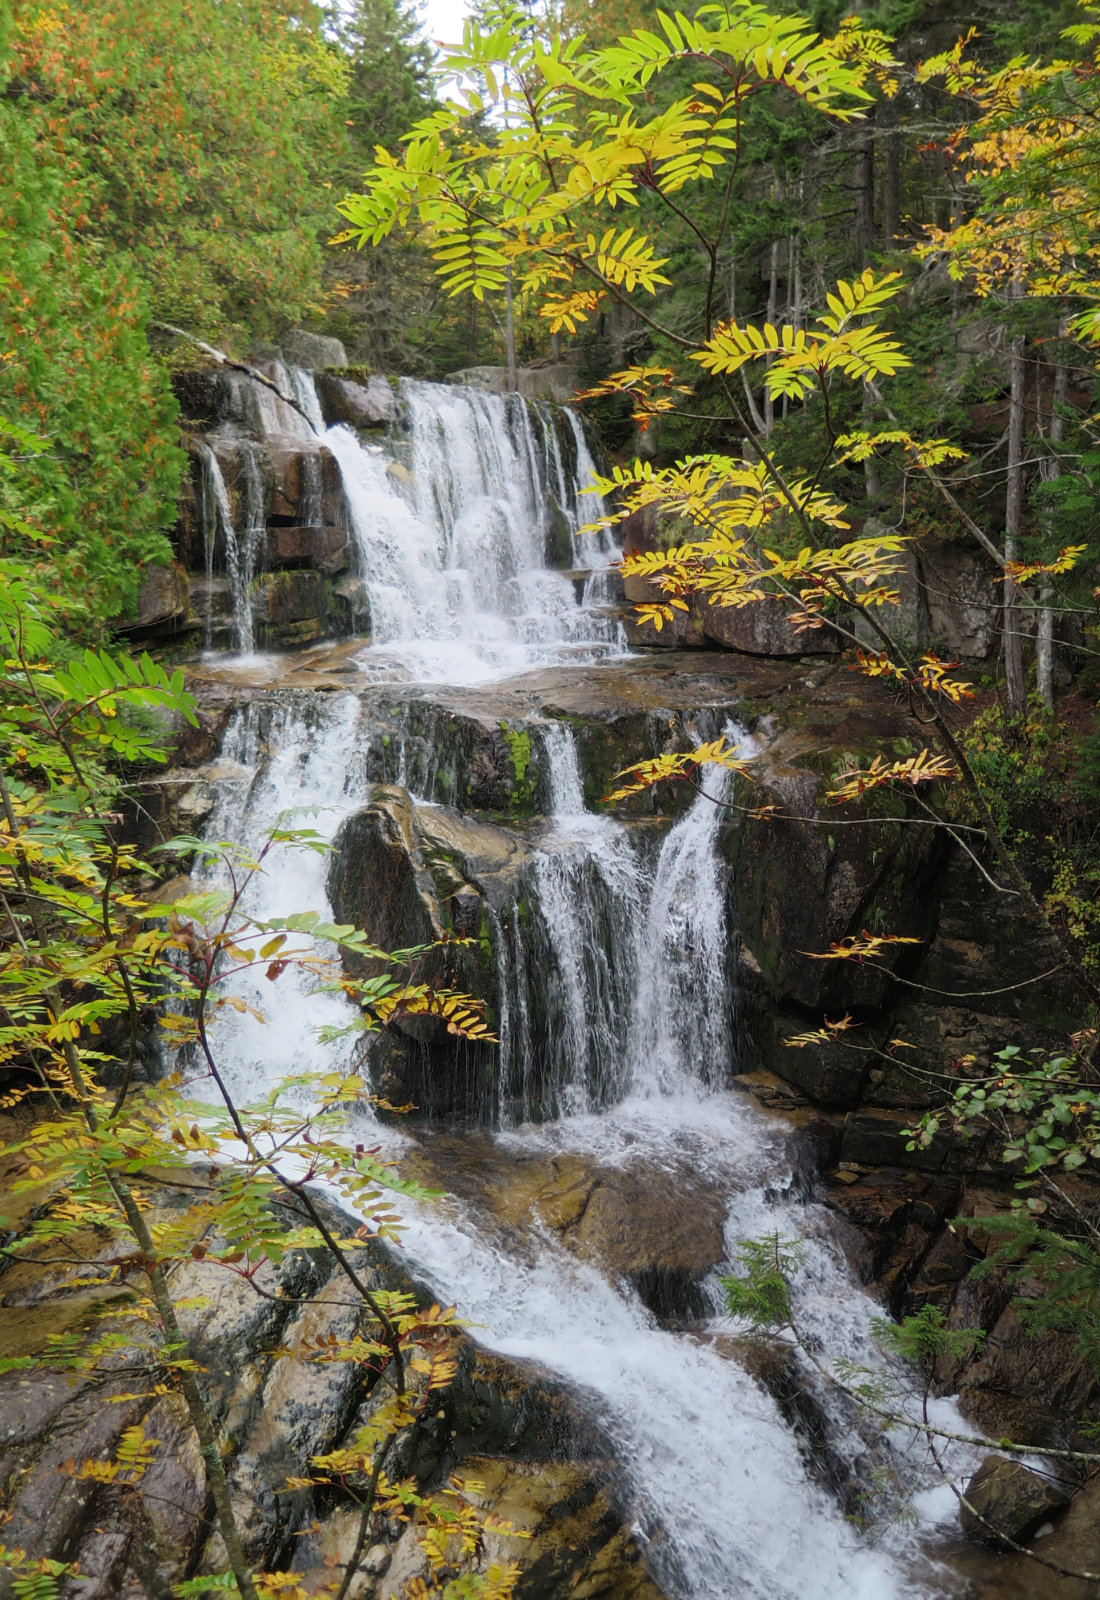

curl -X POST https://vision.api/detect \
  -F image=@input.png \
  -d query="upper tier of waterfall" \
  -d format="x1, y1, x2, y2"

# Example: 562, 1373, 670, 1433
195, 362, 627, 684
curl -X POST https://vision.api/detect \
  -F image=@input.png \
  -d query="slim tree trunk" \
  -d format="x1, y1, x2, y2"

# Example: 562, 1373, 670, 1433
1004, 314, 1028, 716
792, 230, 802, 330
854, 114, 875, 266
862, 384, 881, 505
1037, 328, 1069, 709
505, 266, 517, 392
882, 103, 900, 247
764, 232, 779, 437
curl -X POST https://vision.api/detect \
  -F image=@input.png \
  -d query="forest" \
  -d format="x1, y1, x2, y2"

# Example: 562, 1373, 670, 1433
5, 0, 1100, 1597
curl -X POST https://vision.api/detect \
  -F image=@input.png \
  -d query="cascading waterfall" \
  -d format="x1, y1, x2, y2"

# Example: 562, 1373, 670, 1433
198, 443, 260, 655
186, 686, 965, 1600
627, 733, 751, 1096
191, 693, 367, 1097
392, 1134, 925, 1600
204, 363, 623, 679
495, 723, 743, 1117
182, 365, 978, 1600
326, 375, 624, 683
506, 721, 643, 1116
239, 357, 322, 440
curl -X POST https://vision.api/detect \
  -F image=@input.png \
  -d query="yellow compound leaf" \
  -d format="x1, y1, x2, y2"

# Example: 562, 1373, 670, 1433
802, 932, 922, 961
1005, 544, 1089, 584
784, 1014, 856, 1048
826, 748, 958, 803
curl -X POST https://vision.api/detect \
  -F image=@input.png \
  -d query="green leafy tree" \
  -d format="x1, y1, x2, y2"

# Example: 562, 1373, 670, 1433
7, 0, 349, 346
0, 104, 182, 623
0, 0, 359, 625
322, 0, 451, 369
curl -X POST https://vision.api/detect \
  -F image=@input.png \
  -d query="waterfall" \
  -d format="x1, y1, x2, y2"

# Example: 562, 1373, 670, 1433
496, 724, 740, 1117
239, 358, 321, 440
391, 1137, 922, 1600
628, 735, 750, 1095
325, 376, 623, 684
184, 693, 964, 1600
514, 721, 643, 1116
198, 443, 260, 655
202, 364, 623, 679
179, 366, 974, 1600
191, 693, 366, 1101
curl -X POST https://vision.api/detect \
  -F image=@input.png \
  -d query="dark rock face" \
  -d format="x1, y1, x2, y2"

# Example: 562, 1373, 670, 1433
700, 596, 843, 657
328, 786, 529, 1116
317, 372, 398, 430
959, 1456, 1070, 1544
166, 432, 356, 649
956, 1303, 1100, 1455
119, 562, 191, 638
266, 524, 350, 574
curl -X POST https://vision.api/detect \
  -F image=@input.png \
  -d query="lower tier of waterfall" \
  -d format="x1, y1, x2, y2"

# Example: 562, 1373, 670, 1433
181, 685, 981, 1600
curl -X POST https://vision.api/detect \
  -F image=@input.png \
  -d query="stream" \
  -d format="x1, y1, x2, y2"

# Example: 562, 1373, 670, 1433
185, 368, 983, 1599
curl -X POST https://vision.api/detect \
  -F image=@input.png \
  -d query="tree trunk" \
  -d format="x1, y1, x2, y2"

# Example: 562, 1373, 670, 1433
854, 115, 875, 266
764, 233, 779, 437
504, 266, 517, 392
862, 384, 881, 505
1037, 329, 1069, 709
882, 103, 900, 247
1004, 317, 1028, 716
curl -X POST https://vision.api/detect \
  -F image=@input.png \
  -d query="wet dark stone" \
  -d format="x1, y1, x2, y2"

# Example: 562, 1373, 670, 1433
960, 1456, 1070, 1545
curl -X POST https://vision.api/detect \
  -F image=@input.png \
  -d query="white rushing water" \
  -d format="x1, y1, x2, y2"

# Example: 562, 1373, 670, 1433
190, 694, 367, 1092
189, 702, 961, 1600
494, 722, 747, 1117
202, 364, 624, 681
330, 378, 625, 684
198, 443, 264, 655
185, 366, 973, 1600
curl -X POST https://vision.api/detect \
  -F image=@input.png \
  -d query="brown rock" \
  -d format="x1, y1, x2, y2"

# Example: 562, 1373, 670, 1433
266, 441, 344, 526
317, 373, 397, 429
268, 524, 349, 574
700, 596, 842, 656
376, 1457, 665, 1600
840, 1108, 951, 1172
723, 759, 942, 1018
415, 1136, 728, 1321
959, 1456, 1070, 1545
120, 562, 191, 636
252, 570, 328, 626
958, 1304, 1100, 1451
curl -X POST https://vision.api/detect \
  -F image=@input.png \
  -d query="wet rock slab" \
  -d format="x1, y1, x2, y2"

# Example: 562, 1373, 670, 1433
0, 1178, 665, 1600
959, 1456, 1070, 1545
403, 1129, 730, 1322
